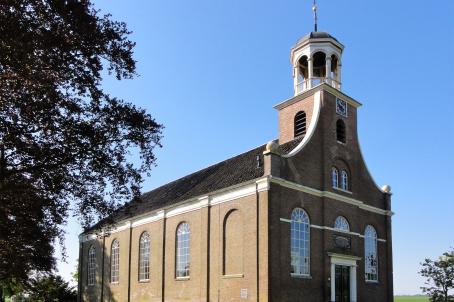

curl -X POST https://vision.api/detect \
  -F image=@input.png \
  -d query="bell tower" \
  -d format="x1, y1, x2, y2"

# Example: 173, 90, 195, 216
290, 2, 344, 95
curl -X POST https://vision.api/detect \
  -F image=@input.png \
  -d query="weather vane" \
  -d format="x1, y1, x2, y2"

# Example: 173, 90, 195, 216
312, 0, 318, 32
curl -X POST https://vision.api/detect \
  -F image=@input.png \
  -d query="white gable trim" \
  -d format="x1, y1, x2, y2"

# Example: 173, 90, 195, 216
270, 176, 393, 216
284, 90, 322, 158
80, 177, 269, 242
80, 175, 390, 242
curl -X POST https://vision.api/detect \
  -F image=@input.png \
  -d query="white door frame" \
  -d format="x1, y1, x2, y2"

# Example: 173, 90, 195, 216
328, 253, 361, 302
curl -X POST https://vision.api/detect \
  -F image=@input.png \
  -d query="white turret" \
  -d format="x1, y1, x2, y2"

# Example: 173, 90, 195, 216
290, 31, 344, 95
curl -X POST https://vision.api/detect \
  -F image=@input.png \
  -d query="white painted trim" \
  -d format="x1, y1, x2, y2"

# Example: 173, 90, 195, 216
279, 220, 387, 243
269, 176, 393, 216
81, 173, 392, 242
274, 83, 362, 111
329, 253, 360, 302
131, 210, 165, 228
80, 177, 270, 242
284, 90, 321, 157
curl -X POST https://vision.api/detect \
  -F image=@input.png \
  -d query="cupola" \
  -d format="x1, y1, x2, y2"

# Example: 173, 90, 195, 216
290, 3, 344, 95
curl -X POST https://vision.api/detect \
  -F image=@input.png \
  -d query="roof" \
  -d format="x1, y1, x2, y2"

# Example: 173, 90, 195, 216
295, 31, 340, 47
86, 138, 302, 233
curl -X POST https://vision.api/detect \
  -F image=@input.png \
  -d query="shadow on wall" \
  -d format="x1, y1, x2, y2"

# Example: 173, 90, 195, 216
81, 237, 117, 302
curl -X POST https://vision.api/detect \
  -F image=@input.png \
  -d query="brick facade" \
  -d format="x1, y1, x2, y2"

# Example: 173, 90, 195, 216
78, 84, 393, 302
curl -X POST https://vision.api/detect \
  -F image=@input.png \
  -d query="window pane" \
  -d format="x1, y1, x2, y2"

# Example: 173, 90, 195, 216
139, 232, 150, 281
111, 240, 120, 283
364, 225, 378, 281
88, 246, 96, 286
290, 208, 310, 276
176, 223, 190, 278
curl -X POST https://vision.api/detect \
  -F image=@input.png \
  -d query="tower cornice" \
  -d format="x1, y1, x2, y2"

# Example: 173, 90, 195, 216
274, 83, 362, 111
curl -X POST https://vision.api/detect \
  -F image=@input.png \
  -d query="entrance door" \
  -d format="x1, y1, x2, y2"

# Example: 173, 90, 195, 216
335, 265, 350, 302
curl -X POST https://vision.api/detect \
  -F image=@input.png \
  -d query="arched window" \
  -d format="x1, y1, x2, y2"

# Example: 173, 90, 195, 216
176, 222, 190, 278
290, 208, 310, 276
336, 119, 346, 143
341, 170, 349, 191
139, 232, 151, 281
110, 239, 120, 283
365, 225, 378, 282
223, 210, 243, 275
87, 245, 96, 286
334, 216, 350, 232
294, 111, 307, 138
331, 167, 339, 188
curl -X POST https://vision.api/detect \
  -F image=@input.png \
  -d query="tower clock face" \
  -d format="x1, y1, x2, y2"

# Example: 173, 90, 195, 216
336, 98, 348, 117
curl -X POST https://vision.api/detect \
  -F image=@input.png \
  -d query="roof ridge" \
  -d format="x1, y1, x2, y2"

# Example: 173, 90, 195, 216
141, 142, 267, 198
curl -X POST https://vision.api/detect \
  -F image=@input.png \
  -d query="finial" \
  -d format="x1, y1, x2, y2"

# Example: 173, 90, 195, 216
312, 0, 318, 32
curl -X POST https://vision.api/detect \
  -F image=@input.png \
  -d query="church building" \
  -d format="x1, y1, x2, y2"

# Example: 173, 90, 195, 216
78, 10, 394, 302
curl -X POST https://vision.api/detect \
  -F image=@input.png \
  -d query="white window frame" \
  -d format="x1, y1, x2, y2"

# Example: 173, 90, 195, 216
290, 208, 311, 277
87, 245, 96, 286
139, 232, 151, 281
365, 225, 378, 282
176, 222, 190, 278
110, 239, 120, 283
334, 216, 350, 232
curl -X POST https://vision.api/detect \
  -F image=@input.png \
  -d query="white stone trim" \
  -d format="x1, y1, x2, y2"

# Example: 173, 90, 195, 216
279, 220, 387, 243
329, 253, 360, 302
80, 177, 270, 242
270, 176, 393, 216
81, 173, 392, 242
274, 84, 362, 111
284, 90, 322, 157
132, 210, 165, 228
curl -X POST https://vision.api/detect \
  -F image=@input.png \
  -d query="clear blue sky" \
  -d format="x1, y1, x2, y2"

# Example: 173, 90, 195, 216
58, 0, 454, 295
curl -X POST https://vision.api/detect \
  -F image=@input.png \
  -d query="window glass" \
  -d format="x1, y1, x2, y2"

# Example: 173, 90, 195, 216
365, 225, 378, 282
139, 232, 151, 281
334, 216, 350, 232
176, 223, 190, 278
290, 208, 310, 276
87, 245, 96, 286
111, 240, 120, 283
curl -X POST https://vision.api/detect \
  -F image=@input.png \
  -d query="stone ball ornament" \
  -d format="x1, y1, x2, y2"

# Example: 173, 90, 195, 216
265, 140, 280, 154
381, 184, 392, 194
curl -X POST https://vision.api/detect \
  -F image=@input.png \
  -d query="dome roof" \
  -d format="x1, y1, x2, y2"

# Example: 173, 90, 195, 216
295, 31, 339, 46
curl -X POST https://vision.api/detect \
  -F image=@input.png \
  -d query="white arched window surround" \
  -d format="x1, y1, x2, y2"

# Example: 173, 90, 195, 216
87, 245, 96, 286
331, 167, 339, 188
139, 232, 151, 281
365, 225, 378, 282
341, 169, 349, 191
110, 239, 120, 283
290, 208, 311, 277
176, 222, 190, 278
334, 216, 350, 232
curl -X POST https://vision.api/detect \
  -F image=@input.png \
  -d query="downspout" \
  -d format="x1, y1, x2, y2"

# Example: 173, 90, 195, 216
384, 191, 394, 302
127, 223, 133, 302
161, 213, 167, 302
255, 182, 260, 302
206, 205, 211, 302
77, 240, 83, 302
100, 235, 106, 302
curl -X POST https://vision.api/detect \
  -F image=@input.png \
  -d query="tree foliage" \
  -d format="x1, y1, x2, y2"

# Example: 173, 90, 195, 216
27, 275, 77, 302
420, 249, 454, 302
0, 0, 162, 286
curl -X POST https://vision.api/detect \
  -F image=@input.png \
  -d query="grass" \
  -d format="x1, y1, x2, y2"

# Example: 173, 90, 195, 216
394, 296, 430, 302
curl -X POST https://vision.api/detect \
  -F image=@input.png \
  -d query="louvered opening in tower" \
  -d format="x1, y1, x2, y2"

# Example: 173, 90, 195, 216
294, 111, 307, 138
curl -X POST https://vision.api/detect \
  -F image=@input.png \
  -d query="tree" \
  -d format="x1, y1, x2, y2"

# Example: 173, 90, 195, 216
0, 0, 163, 287
27, 275, 77, 302
420, 249, 454, 302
